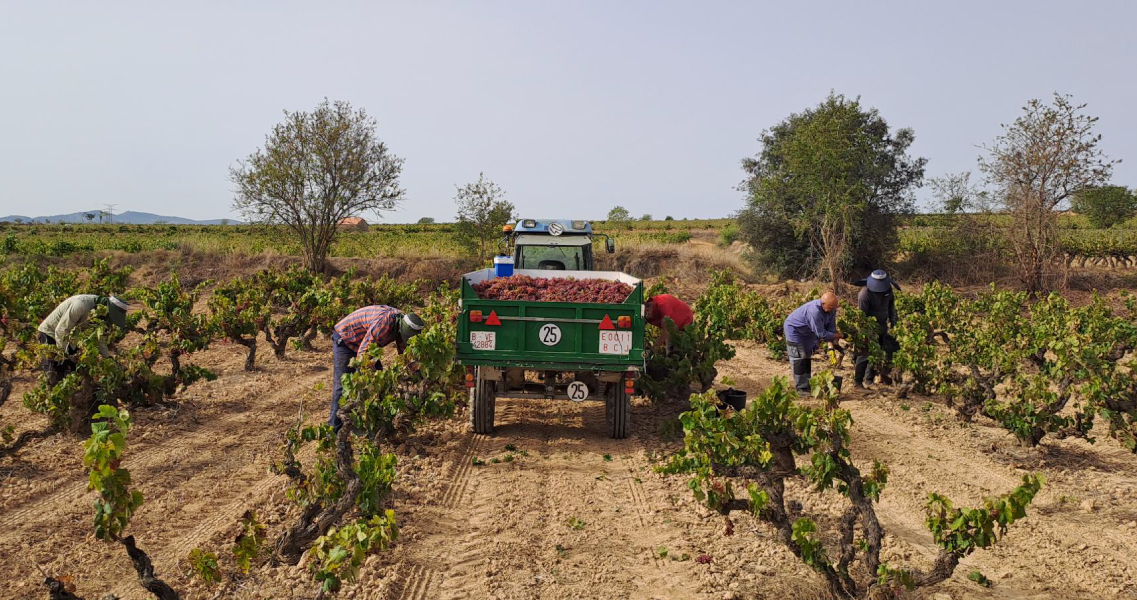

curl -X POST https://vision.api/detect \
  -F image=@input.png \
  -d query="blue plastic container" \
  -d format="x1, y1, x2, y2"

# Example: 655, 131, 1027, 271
493, 255, 514, 277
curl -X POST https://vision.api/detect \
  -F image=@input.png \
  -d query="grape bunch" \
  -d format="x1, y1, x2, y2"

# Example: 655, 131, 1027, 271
473, 275, 633, 303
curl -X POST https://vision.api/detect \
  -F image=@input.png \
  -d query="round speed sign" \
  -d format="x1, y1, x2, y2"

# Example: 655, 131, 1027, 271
567, 381, 589, 402
539, 323, 562, 346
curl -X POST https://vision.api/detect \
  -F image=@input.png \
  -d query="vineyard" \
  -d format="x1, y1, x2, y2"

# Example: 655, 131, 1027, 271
8, 216, 1137, 271
2, 260, 1137, 599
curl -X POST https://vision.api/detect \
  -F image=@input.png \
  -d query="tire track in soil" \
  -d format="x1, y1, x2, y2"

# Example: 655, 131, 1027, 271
392, 400, 492, 600
0, 370, 321, 546
434, 400, 526, 599
396, 564, 436, 600
624, 461, 663, 569
414, 398, 546, 600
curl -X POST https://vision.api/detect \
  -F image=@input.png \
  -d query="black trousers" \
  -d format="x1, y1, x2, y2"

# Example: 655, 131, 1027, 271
38, 332, 75, 385
854, 334, 895, 384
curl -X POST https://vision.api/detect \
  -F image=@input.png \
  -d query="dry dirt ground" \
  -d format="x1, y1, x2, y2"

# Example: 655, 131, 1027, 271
3, 335, 1137, 600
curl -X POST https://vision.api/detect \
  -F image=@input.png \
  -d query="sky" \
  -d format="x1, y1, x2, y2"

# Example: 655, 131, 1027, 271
1, 1, 1134, 222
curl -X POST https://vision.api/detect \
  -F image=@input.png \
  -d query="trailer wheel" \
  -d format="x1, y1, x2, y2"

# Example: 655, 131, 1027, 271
470, 369, 496, 434
605, 384, 630, 439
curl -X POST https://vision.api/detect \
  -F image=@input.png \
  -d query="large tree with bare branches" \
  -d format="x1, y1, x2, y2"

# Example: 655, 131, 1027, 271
231, 99, 405, 272
979, 94, 1117, 291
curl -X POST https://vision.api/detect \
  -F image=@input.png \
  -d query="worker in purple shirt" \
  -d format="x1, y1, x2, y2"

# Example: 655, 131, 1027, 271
782, 292, 844, 394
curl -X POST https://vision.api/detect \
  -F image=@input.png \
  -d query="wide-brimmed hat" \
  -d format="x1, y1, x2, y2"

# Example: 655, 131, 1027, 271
866, 270, 892, 293
397, 312, 425, 342
105, 296, 129, 328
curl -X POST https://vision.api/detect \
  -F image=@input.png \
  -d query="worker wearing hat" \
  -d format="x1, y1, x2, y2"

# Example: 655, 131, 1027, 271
37, 294, 130, 384
853, 269, 901, 388
328, 305, 425, 430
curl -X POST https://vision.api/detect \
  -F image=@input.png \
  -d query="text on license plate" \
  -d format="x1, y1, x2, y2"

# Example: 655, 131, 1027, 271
470, 331, 496, 350
598, 330, 632, 355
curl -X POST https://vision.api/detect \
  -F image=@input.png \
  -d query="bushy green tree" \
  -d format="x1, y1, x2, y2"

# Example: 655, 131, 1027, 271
738, 93, 925, 284
1072, 185, 1136, 228
607, 206, 631, 222
454, 173, 515, 259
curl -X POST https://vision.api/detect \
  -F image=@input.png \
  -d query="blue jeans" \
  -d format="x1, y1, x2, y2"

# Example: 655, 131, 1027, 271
786, 343, 812, 393
330, 332, 356, 429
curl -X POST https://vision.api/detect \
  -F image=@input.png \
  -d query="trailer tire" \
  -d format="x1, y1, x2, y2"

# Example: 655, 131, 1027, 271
470, 370, 496, 434
606, 384, 630, 439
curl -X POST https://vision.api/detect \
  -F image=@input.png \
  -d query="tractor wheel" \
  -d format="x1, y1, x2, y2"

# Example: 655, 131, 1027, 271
605, 384, 630, 439
470, 369, 496, 434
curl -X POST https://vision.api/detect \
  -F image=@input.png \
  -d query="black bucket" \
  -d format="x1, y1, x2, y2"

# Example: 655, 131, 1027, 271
717, 388, 747, 411
833, 375, 843, 391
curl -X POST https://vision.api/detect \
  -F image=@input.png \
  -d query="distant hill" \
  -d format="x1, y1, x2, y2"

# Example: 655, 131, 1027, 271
0, 210, 239, 225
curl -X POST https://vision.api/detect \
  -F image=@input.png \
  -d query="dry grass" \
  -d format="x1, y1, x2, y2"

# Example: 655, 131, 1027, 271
597, 241, 754, 283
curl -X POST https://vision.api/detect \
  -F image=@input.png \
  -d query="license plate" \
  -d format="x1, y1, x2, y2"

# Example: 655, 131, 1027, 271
470, 331, 496, 350
599, 331, 632, 355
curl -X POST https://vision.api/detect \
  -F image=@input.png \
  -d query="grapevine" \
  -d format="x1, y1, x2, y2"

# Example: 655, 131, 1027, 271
272, 286, 460, 596
82, 404, 179, 599
659, 377, 1042, 598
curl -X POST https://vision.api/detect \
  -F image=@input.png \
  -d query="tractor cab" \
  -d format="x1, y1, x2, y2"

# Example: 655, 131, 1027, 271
504, 219, 614, 272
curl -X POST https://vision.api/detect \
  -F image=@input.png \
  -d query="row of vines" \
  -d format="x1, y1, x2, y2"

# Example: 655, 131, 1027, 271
645, 271, 1137, 597
689, 271, 1137, 453
1, 260, 463, 599
900, 226, 1137, 266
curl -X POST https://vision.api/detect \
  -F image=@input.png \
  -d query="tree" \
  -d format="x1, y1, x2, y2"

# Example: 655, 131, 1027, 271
607, 206, 631, 222
738, 93, 925, 286
454, 173, 514, 258
416, 217, 436, 224
230, 99, 405, 272
929, 172, 992, 214
84, 213, 96, 223
664, 215, 674, 221
640, 214, 653, 221
979, 93, 1116, 290
1071, 186, 1136, 228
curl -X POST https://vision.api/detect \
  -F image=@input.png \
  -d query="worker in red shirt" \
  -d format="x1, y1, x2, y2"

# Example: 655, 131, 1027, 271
328, 305, 425, 429
645, 294, 694, 350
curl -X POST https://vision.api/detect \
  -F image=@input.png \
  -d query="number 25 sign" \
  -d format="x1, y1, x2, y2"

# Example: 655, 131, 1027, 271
539, 324, 562, 346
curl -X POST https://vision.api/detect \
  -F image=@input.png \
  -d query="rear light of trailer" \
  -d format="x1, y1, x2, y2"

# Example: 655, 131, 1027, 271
465, 367, 476, 388
617, 315, 631, 328
469, 310, 483, 323
624, 371, 637, 392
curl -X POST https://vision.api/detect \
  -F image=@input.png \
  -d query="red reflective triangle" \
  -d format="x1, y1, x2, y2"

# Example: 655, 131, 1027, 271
599, 315, 615, 330
485, 310, 502, 326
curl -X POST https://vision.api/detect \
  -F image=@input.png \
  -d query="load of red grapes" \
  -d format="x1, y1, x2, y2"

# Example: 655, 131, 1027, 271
472, 275, 633, 303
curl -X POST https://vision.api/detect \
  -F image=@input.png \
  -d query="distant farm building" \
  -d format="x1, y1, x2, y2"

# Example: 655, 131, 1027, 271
338, 217, 369, 232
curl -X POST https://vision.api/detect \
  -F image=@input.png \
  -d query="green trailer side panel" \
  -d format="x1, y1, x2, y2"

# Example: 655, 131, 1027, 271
456, 276, 645, 371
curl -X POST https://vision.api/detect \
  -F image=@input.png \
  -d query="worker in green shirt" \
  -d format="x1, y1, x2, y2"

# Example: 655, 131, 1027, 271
37, 294, 130, 383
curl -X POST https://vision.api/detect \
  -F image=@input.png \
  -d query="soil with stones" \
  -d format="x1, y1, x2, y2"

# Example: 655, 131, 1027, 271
3, 334, 1136, 600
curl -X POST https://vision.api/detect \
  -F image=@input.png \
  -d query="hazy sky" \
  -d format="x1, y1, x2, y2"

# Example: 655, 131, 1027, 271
1, 1, 1134, 222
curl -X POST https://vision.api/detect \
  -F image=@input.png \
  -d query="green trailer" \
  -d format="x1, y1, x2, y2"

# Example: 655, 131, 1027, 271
456, 268, 645, 438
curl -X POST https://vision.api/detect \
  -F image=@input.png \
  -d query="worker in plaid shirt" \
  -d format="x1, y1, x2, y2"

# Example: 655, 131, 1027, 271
329, 305, 425, 429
